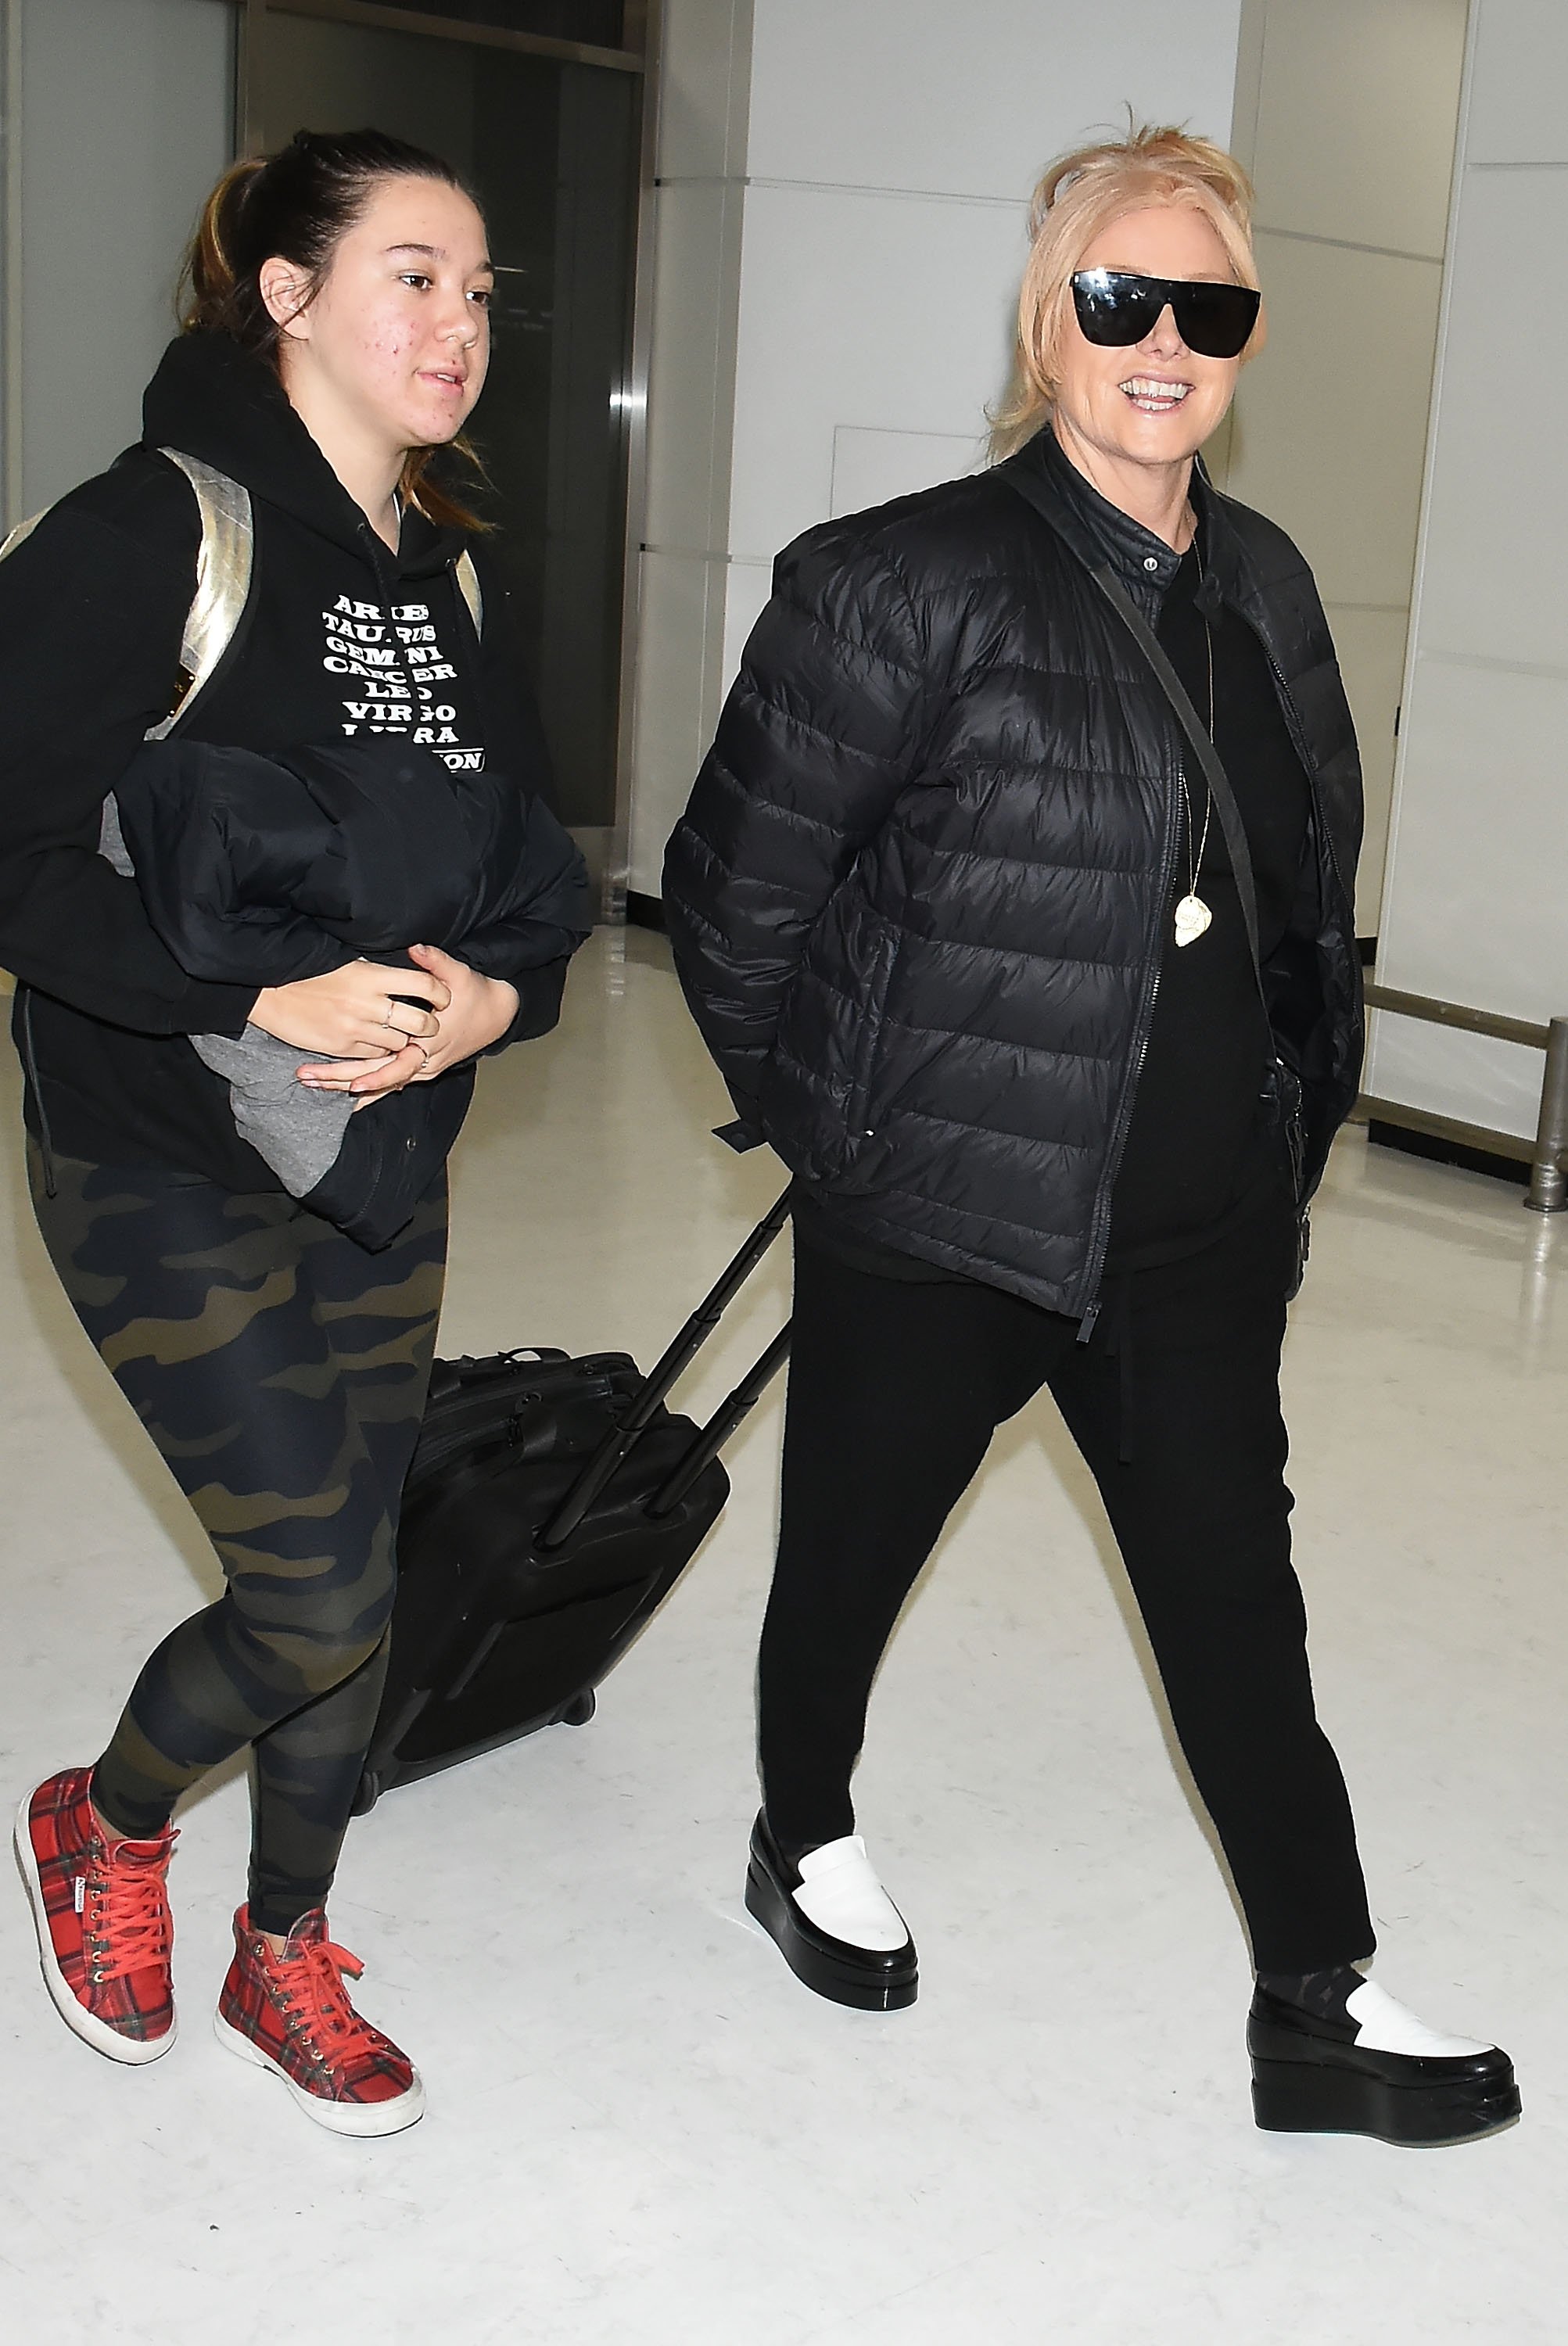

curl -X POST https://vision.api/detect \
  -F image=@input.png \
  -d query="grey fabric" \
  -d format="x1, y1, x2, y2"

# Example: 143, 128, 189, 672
98, 794, 134, 878
191, 1027, 356, 1197
101, 787, 354, 1198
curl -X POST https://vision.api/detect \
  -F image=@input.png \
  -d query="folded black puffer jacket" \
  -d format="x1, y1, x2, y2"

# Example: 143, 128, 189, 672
110, 736, 592, 1246
113, 735, 589, 984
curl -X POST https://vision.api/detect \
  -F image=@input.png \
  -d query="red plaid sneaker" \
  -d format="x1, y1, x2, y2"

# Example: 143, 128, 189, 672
214, 1906, 424, 2136
13, 1767, 177, 2064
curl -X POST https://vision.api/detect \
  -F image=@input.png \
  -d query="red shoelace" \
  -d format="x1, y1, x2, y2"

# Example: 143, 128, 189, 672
271, 1935, 382, 2067
82, 1842, 174, 1984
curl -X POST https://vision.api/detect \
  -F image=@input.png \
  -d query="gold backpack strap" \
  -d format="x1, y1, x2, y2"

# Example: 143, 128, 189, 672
2, 450, 253, 870
143, 448, 254, 741
2, 450, 253, 717
0, 508, 45, 563
454, 547, 484, 637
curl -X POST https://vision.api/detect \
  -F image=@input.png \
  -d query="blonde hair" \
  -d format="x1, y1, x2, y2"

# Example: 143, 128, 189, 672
989, 123, 1265, 458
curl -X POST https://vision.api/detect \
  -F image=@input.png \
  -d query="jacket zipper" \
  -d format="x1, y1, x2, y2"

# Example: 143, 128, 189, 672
1200, 484, 1359, 974
16, 983, 59, 1197
1071, 756, 1182, 1333
1255, 636, 1364, 1135
1243, 626, 1363, 1229
1255, 638, 1358, 942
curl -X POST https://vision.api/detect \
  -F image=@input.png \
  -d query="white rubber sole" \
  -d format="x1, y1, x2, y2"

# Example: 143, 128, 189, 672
213, 2011, 425, 2137
13, 1791, 176, 2066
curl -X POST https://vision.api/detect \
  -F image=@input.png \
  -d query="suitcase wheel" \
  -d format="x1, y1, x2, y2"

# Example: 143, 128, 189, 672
351, 1768, 382, 1817
557, 1690, 596, 1728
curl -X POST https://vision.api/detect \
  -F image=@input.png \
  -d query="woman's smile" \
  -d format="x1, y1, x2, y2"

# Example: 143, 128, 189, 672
1118, 371, 1194, 414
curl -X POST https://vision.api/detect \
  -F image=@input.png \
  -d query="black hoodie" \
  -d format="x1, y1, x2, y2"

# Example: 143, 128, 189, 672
0, 331, 583, 1190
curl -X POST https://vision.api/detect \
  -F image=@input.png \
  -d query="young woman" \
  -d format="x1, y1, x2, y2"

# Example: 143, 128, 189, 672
665, 127, 1519, 2147
2, 130, 587, 2136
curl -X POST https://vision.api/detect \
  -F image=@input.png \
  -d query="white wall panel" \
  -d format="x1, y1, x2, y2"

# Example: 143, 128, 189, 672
629, 0, 754, 893
630, 551, 727, 889
746, 0, 1243, 198
1381, 658, 1568, 1012
1369, 1015, 1548, 1142
655, 0, 753, 178
1375, 649, 1568, 1138
1225, 0, 1466, 934
630, 547, 769, 891
13, 0, 234, 522
1371, 0, 1568, 1143
726, 181, 1028, 561
829, 426, 984, 518
1322, 602, 1409, 922
1400, 170, 1568, 675
1229, 231, 1443, 608
642, 181, 742, 552
1463, 0, 1568, 164
1247, 0, 1466, 257
721, 558, 774, 685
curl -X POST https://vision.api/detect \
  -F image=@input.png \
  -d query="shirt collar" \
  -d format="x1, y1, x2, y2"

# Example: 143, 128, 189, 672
1031, 423, 1207, 615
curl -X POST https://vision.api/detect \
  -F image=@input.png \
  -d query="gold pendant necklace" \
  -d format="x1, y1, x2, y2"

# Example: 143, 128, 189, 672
1173, 526, 1215, 949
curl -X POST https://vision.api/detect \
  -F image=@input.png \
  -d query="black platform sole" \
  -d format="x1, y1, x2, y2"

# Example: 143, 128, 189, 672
1250, 2054, 1521, 2146
745, 1855, 918, 2012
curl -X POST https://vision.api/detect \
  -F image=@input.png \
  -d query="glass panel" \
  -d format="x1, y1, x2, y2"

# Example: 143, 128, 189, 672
354, 2, 629, 45
9, 0, 235, 526
256, 13, 639, 830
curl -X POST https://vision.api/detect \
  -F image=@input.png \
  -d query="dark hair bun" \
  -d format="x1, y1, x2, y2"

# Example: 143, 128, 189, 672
179, 130, 488, 532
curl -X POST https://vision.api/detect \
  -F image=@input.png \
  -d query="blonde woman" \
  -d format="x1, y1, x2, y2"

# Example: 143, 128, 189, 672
664, 126, 1516, 2146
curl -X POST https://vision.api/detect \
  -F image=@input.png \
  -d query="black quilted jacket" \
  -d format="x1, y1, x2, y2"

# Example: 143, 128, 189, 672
113, 737, 590, 988
662, 429, 1364, 1316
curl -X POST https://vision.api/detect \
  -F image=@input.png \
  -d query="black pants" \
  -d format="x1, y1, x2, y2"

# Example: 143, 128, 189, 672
758, 1198, 1374, 1973
28, 1143, 446, 1935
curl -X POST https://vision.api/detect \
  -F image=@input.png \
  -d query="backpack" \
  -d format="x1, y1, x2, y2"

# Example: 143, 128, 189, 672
0, 447, 485, 741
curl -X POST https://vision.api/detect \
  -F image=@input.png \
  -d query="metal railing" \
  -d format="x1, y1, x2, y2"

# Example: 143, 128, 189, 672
1358, 984, 1568, 1214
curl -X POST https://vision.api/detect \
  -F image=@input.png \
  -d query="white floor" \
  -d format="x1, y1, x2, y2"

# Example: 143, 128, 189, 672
2, 929, 1566, 2344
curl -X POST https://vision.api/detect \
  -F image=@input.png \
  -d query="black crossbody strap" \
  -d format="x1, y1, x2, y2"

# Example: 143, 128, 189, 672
997, 466, 1262, 981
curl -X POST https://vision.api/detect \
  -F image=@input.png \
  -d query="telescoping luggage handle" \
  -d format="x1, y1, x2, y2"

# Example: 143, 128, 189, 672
535, 1188, 794, 1551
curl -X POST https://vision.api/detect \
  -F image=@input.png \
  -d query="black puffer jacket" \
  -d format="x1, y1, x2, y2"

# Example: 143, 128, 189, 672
102, 737, 592, 1249
663, 429, 1363, 1316
113, 737, 590, 985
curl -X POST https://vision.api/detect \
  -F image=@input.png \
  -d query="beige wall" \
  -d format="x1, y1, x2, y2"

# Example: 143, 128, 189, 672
1222, 0, 1469, 933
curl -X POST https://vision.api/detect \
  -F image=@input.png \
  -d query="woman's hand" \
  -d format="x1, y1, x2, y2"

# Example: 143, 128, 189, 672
252, 958, 451, 1058
401, 942, 518, 1082
251, 957, 452, 1099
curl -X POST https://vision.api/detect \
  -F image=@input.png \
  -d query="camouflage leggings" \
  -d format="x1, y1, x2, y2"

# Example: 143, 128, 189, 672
27, 1141, 447, 1934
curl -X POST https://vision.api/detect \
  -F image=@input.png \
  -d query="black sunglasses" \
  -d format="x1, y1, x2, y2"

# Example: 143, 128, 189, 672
1071, 268, 1260, 360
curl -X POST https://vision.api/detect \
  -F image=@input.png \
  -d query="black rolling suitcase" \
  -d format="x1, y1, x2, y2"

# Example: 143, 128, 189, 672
353, 1189, 792, 1812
